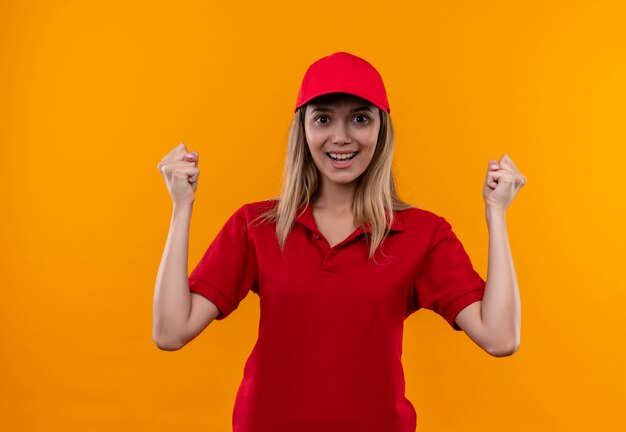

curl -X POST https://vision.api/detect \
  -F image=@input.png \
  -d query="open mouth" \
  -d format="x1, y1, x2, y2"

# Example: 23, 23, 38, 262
325, 151, 359, 162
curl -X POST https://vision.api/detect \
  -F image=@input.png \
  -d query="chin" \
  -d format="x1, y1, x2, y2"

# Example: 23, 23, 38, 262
322, 171, 364, 185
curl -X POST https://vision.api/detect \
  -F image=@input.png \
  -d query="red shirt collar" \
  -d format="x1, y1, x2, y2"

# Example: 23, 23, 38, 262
294, 201, 404, 234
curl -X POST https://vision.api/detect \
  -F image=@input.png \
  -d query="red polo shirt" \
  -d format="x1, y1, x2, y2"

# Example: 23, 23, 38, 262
188, 199, 486, 432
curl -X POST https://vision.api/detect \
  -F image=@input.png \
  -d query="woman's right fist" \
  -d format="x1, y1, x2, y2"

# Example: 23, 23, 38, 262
157, 142, 200, 206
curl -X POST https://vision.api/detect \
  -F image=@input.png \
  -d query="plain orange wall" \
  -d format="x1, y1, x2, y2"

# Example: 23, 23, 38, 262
1, 1, 624, 431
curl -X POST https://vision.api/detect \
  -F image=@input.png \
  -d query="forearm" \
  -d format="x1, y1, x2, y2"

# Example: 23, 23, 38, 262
152, 203, 194, 350
481, 208, 521, 353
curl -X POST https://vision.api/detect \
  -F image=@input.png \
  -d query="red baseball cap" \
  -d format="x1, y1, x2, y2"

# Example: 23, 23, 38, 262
294, 51, 391, 114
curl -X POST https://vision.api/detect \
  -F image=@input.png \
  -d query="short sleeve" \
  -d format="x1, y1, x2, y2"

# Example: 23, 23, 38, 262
413, 217, 486, 331
188, 205, 258, 320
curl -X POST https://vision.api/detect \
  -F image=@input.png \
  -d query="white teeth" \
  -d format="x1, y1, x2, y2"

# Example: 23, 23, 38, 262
328, 152, 357, 160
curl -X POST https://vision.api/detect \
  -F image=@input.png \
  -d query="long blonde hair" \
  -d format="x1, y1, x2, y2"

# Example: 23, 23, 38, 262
252, 105, 414, 261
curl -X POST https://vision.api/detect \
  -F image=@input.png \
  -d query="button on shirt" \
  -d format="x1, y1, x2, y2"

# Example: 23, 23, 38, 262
188, 199, 486, 432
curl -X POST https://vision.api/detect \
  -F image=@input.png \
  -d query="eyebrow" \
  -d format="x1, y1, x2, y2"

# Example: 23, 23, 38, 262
310, 106, 373, 113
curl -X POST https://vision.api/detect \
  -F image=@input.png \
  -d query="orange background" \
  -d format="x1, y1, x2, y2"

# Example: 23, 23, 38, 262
1, 1, 624, 430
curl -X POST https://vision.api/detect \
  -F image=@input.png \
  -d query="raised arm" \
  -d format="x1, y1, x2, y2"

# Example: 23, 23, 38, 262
152, 204, 220, 350
153, 143, 220, 350
455, 208, 521, 356
455, 155, 526, 356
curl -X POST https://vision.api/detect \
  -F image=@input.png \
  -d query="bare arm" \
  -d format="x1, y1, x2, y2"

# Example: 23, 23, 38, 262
456, 155, 525, 357
481, 208, 521, 354
152, 203, 220, 350
456, 209, 521, 356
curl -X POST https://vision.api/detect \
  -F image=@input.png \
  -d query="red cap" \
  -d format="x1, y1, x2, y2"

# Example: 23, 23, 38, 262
295, 52, 390, 114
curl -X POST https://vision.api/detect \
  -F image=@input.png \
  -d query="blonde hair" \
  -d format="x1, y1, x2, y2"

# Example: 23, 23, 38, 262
252, 105, 414, 261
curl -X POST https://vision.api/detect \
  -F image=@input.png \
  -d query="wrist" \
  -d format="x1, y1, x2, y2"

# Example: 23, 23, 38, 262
173, 201, 194, 215
485, 206, 506, 221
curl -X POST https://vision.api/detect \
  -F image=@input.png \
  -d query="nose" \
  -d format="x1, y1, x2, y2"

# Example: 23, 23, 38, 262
331, 123, 352, 145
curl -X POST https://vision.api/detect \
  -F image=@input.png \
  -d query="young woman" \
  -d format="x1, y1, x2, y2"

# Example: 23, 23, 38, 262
153, 52, 526, 432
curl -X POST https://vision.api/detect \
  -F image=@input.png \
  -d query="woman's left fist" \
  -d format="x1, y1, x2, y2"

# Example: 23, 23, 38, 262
482, 154, 527, 212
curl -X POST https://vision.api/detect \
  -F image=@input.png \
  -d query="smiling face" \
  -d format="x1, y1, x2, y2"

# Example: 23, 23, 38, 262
304, 93, 381, 190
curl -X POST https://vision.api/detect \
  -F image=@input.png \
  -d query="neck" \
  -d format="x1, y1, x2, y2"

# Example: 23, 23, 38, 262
312, 179, 356, 214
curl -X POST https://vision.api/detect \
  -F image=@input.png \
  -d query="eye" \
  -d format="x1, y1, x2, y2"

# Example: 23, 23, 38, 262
314, 115, 329, 124
354, 114, 370, 123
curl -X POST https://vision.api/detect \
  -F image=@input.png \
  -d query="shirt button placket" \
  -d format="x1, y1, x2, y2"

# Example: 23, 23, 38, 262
312, 233, 324, 262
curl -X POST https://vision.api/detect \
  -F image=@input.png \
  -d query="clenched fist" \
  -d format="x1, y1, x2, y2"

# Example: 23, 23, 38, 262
482, 153, 527, 213
157, 142, 200, 207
